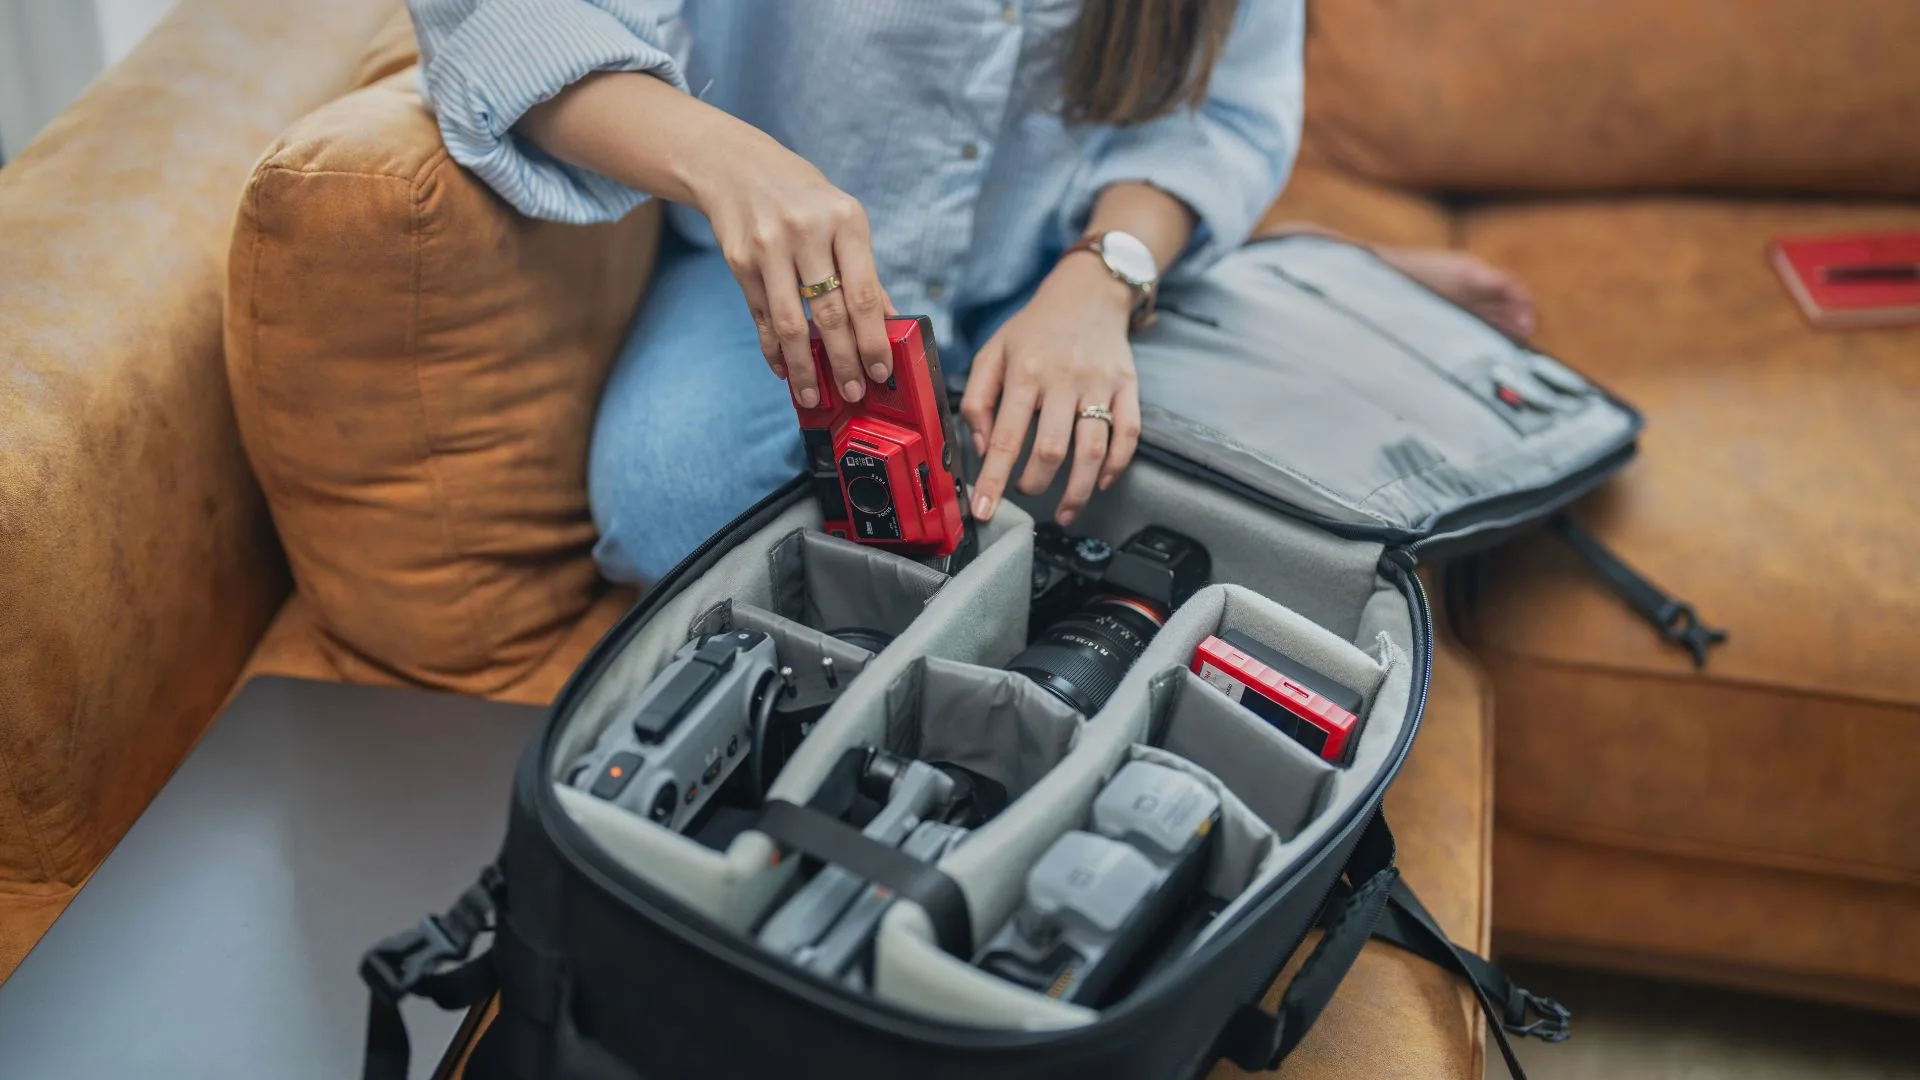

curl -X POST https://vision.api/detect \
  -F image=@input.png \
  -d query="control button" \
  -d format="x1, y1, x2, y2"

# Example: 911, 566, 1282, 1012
588, 750, 645, 800
726, 735, 739, 758
918, 463, 934, 510
684, 784, 700, 805
703, 760, 722, 784
926, 279, 946, 300
961, 142, 980, 161
1072, 537, 1113, 571
1001, 2, 1018, 23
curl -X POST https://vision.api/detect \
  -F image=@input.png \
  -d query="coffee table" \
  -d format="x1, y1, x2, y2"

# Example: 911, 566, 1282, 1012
0, 676, 541, 1080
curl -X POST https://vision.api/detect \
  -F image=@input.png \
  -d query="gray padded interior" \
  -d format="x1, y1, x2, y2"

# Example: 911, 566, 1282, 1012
691, 600, 878, 679
882, 658, 1083, 799
770, 529, 949, 639
550, 462, 1419, 1027
545, 501, 1036, 930
1131, 235, 1639, 531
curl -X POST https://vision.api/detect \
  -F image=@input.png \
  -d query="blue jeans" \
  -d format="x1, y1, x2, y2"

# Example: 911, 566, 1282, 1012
589, 231, 1030, 584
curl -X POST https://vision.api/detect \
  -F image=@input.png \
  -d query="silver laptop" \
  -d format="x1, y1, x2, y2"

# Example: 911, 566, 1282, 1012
0, 676, 541, 1080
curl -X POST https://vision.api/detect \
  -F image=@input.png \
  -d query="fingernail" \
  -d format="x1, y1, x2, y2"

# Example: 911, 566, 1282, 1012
841, 379, 863, 401
868, 364, 889, 381
771, 364, 786, 379
1098, 475, 1113, 491
971, 432, 986, 457
973, 495, 994, 521
1057, 509, 1076, 526
799, 388, 820, 408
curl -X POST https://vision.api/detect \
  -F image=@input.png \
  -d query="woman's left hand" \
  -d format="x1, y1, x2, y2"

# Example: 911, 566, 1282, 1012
960, 256, 1143, 527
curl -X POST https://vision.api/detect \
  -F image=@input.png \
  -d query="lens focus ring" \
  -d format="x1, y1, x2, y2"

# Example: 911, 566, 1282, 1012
1007, 600, 1163, 715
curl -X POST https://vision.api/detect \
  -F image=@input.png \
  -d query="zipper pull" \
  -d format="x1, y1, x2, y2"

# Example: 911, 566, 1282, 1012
1550, 515, 1728, 668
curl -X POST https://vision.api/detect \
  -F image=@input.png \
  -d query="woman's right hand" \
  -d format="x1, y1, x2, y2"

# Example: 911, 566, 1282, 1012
692, 135, 893, 407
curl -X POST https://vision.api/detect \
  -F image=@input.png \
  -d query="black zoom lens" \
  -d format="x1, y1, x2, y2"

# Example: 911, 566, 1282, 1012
1007, 597, 1166, 716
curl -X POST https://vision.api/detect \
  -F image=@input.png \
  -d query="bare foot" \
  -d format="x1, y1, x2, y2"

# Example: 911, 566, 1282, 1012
1376, 247, 1537, 341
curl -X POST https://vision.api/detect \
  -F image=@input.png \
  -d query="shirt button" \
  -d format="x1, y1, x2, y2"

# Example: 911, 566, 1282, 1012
1001, 2, 1017, 24
926, 279, 947, 300
961, 142, 980, 161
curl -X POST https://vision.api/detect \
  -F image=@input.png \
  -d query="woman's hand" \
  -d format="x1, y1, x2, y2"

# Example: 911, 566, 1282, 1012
690, 131, 893, 407
520, 73, 894, 406
960, 255, 1143, 527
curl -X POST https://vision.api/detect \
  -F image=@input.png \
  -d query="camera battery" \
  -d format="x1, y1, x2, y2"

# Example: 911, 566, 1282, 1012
1191, 632, 1365, 764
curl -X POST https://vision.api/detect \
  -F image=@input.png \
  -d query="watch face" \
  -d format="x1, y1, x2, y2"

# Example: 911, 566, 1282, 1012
1101, 231, 1158, 287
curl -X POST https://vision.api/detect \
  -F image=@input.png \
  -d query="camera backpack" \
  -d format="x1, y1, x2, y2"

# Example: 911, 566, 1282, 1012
359, 235, 1687, 1080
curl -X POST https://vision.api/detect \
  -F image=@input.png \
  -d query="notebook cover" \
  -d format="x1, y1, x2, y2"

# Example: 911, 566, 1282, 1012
1769, 230, 1920, 329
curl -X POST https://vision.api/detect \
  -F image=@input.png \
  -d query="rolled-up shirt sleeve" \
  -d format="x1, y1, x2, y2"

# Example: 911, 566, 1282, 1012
409, 0, 690, 223
1058, 0, 1304, 285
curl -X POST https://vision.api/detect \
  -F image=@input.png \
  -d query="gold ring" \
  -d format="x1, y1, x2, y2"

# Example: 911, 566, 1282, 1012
1078, 404, 1114, 425
798, 274, 842, 300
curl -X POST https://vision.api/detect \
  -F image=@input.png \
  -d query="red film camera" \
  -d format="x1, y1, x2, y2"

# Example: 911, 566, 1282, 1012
792, 316, 973, 564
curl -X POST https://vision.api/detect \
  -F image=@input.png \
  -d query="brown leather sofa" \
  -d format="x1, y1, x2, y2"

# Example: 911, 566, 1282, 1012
1270, 0, 1920, 1017
2, 0, 1910, 1075
0, 2, 1492, 1076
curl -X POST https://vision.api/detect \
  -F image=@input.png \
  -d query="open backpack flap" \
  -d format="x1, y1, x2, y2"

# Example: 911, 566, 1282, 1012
352, 234, 1717, 1080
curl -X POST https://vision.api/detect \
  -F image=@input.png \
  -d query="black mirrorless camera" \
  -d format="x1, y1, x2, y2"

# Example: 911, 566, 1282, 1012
1008, 523, 1212, 715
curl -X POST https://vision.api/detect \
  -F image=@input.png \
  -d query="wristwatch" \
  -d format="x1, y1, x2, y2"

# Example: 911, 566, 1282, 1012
1064, 230, 1160, 333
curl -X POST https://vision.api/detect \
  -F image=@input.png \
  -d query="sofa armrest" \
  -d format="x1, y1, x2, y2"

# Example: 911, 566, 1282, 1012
0, 0, 396, 895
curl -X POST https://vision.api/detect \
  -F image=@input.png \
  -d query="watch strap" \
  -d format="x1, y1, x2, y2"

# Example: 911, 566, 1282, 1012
1063, 232, 1158, 333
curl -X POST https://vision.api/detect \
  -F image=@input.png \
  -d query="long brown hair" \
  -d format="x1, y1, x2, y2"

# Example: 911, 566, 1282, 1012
1059, 0, 1242, 126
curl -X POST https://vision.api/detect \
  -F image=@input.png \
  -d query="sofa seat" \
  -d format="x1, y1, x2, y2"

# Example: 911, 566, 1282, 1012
1457, 198, 1920, 1009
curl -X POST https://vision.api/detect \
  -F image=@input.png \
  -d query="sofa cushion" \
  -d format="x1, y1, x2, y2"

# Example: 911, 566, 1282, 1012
347, 4, 419, 92
226, 68, 660, 694
235, 587, 638, 709
1457, 198, 1920, 888
1256, 164, 1453, 250
1303, 0, 1920, 197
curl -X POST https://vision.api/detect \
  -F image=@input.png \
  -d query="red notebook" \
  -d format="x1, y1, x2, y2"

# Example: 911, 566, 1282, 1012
1769, 230, 1920, 329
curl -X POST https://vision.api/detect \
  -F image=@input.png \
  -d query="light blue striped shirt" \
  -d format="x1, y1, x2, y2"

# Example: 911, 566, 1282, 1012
408, 0, 1304, 351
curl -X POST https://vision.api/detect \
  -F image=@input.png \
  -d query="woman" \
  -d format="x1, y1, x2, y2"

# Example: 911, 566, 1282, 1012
408, 0, 1532, 584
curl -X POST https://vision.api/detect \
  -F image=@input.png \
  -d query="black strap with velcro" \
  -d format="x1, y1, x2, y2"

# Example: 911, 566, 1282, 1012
755, 798, 973, 957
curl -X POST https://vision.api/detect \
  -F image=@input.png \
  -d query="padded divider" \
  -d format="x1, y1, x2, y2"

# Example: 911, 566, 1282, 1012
883, 657, 1083, 799
1147, 668, 1337, 843
769, 529, 948, 641
555, 785, 797, 933
763, 503, 1036, 804
690, 600, 876, 681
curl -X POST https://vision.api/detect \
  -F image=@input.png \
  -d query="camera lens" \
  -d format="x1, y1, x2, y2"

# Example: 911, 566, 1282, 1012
648, 782, 679, 825
846, 475, 891, 516
1007, 595, 1166, 715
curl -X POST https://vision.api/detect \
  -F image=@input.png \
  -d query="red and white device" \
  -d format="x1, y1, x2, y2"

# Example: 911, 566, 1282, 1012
1191, 632, 1365, 765
791, 316, 971, 561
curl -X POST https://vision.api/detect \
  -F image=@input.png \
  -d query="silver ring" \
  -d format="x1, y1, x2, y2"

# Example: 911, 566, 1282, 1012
1078, 404, 1113, 426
